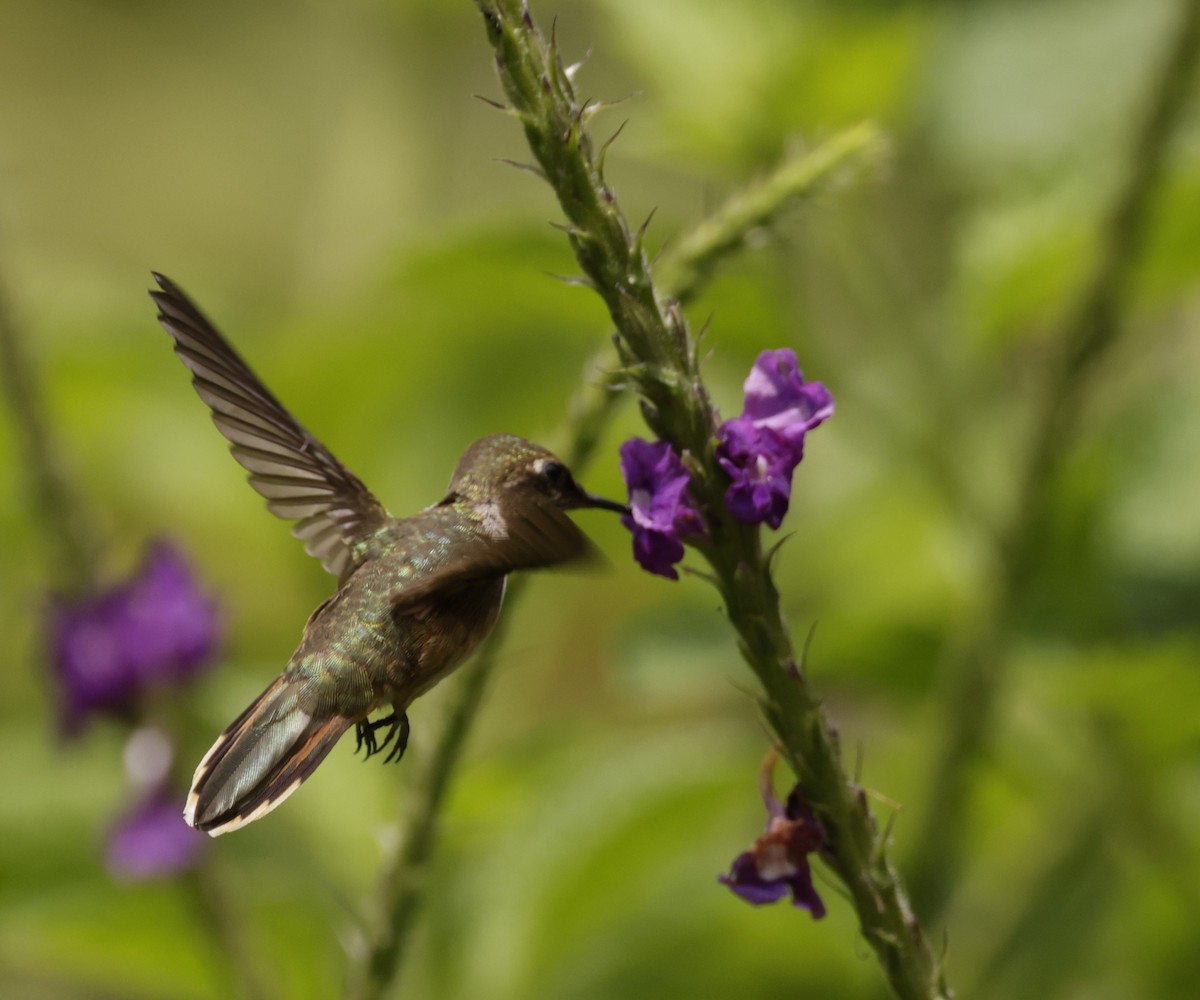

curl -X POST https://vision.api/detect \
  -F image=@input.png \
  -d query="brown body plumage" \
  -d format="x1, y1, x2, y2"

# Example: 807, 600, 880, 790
151, 273, 625, 835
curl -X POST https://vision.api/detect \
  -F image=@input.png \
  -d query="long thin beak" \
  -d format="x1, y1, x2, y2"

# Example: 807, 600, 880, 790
581, 490, 630, 515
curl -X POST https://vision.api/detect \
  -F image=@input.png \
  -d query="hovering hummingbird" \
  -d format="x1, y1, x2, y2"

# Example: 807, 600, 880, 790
151, 273, 626, 836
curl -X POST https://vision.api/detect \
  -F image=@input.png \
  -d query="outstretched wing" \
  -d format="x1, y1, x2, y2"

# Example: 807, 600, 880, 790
151, 272, 389, 581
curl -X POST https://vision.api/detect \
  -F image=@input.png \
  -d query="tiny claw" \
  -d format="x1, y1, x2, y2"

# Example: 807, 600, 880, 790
354, 718, 379, 757
384, 714, 411, 765
355, 712, 405, 760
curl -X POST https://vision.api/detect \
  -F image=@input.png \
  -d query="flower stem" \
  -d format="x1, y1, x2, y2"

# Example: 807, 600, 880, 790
346, 62, 883, 1000
0, 279, 101, 591
654, 123, 887, 303
473, 2, 948, 998
0, 270, 271, 1000
346, 574, 525, 1000
907, 0, 1200, 922
563, 126, 886, 471
183, 864, 277, 1000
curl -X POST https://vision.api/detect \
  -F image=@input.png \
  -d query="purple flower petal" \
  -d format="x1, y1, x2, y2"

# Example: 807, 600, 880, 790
49, 593, 143, 735
619, 439, 704, 579
620, 439, 693, 532
106, 788, 206, 881
122, 542, 222, 684
47, 540, 222, 735
715, 419, 798, 530
784, 862, 826, 918
742, 349, 834, 447
720, 762, 827, 920
719, 850, 790, 905
628, 525, 687, 581
714, 349, 833, 529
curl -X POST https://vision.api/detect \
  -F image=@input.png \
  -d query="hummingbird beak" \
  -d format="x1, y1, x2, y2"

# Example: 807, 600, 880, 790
579, 490, 630, 516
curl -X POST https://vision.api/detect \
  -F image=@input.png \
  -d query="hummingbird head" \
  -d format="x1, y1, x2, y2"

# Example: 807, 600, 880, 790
447, 434, 628, 515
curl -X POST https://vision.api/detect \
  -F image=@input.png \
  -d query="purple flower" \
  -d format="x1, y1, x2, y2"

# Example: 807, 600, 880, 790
48, 541, 222, 735
120, 541, 222, 685
719, 749, 827, 919
107, 786, 206, 881
619, 438, 704, 580
741, 349, 834, 445
716, 349, 833, 529
715, 418, 798, 530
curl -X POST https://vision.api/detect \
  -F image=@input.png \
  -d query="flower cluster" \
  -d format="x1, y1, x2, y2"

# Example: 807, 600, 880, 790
48, 540, 222, 735
716, 349, 833, 529
45, 542, 220, 880
719, 748, 827, 918
617, 348, 832, 577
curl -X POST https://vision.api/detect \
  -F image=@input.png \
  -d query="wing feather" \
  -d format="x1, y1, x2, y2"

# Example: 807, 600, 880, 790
152, 272, 389, 579
390, 500, 593, 612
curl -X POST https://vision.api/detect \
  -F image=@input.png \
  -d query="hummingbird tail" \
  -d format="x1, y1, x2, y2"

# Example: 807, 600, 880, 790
184, 675, 354, 836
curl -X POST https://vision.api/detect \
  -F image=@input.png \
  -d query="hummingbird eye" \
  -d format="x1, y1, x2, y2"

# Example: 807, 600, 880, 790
531, 459, 578, 499
538, 460, 571, 490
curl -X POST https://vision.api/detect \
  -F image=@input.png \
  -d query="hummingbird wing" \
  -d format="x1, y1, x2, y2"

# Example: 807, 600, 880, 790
151, 273, 388, 582
389, 500, 594, 612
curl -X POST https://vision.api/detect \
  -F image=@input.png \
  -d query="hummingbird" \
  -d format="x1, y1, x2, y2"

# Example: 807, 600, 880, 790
150, 272, 626, 836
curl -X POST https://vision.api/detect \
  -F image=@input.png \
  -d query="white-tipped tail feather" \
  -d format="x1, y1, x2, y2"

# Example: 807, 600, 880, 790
184, 676, 353, 836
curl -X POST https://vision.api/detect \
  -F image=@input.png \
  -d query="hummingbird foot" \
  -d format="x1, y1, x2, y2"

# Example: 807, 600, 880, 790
384, 713, 411, 765
354, 716, 386, 757
354, 712, 411, 763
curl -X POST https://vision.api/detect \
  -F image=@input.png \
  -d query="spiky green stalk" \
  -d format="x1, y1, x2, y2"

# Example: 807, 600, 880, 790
348, 89, 885, 1000
471, 3, 949, 999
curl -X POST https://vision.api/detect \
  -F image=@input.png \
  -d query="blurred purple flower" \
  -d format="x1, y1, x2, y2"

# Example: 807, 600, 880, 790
121, 541, 222, 684
619, 438, 704, 580
719, 749, 827, 919
107, 786, 206, 881
716, 349, 832, 529
48, 540, 222, 735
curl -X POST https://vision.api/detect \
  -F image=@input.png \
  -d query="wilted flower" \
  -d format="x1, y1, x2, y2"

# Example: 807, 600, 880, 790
48, 541, 221, 735
619, 438, 704, 579
719, 747, 827, 918
716, 349, 833, 529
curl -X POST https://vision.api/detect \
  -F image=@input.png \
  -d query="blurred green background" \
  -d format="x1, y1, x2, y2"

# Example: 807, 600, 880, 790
2, 0, 1199, 998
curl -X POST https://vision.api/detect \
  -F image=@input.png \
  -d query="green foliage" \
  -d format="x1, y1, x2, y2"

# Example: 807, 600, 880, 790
2, 0, 1199, 998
